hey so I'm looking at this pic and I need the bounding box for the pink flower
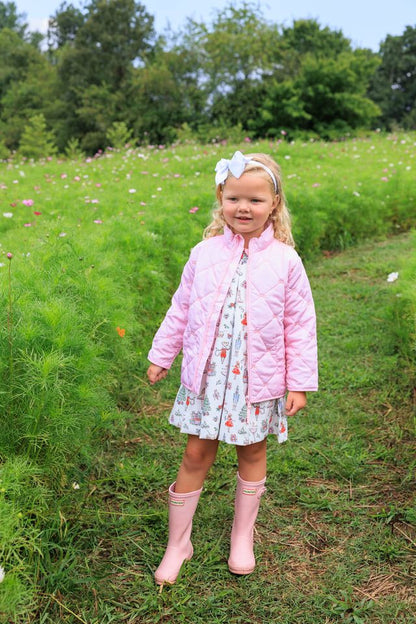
[24,223,32,227]
[381,177,389,182]
[189,206,199,214]
[22,199,34,206]
[312,183,321,188]
[7,252,13,260]
[61,173,67,179]
[93,219,103,224]
[34,211,42,216]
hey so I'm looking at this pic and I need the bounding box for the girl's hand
[285,391,307,416]
[147,364,168,385]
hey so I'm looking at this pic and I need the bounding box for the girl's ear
[272,193,280,210]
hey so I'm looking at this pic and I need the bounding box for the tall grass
[0,133,415,619]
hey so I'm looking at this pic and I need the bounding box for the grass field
[0,134,415,622]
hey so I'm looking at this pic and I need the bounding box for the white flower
[387,272,399,282]
[0,565,5,583]
[72,482,80,490]
[3,212,13,218]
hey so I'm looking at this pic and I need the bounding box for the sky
[14,0,416,51]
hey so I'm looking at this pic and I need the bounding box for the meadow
[0,134,415,622]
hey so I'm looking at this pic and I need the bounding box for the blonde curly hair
[204,152,294,247]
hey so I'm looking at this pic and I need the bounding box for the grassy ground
[32,233,415,624]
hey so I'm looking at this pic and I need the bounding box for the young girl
[147,150,318,585]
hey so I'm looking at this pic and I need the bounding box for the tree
[19,114,57,158]
[0,1,27,38]
[249,20,380,138]
[176,2,280,129]
[54,0,156,151]
[369,26,416,129]
[47,1,84,50]
[0,28,58,149]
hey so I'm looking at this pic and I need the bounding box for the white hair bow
[215,150,278,192]
[215,151,251,186]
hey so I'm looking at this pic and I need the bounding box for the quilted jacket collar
[223,223,275,251]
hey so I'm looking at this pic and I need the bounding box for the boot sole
[228,565,255,575]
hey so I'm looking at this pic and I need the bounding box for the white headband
[215,150,278,193]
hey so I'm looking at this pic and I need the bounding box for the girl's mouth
[236,216,252,221]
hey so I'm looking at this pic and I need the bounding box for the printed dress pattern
[170,251,288,446]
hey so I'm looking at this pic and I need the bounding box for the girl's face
[221,172,278,245]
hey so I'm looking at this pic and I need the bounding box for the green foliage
[1,1,414,150]
[18,114,57,159]
[106,121,133,148]
[387,231,416,376]
[64,136,85,160]
[370,26,416,130]
[0,135,415,623]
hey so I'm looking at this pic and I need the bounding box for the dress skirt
[169,251,288,446]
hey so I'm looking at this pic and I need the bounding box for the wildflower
[353,191,360,197]
[129,189,136,193]
[3,212,13,218]
[189,206,199,213]
[61,173,67,179]
[387,272,399,282]
[22,199,34,206]
[312,183,321,188]
[0,565,5,583]
[72,482,80,490]
[281,130,287,136]
[116,327,126,337]
[34,211,42,216]
[381,177,389,182]
[58,232,67,237]
[93,219,103,224]
[24,223,32,227]
[7,253,12,260]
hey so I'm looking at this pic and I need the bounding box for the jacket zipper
[245,243,253,424]
[192,240,243,392]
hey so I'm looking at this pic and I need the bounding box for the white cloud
[28,17,49,34]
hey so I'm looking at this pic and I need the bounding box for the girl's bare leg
[236,438,267,481]
[175,435,220,493]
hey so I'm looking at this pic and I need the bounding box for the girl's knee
[182,440,218,471]
[237,440,267,465]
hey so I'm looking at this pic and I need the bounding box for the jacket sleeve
[284,253,318,391]
[148,246,198,369]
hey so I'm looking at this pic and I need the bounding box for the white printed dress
[169,251,288,446]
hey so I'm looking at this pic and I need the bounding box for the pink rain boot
[228,472,266,575]
[154,482,202,585]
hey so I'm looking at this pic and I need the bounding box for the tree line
[0,0,415,157]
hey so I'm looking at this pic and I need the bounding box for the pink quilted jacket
[148,224,318,404]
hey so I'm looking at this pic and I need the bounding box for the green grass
[19,233,414,624]
[0,134,415,621]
